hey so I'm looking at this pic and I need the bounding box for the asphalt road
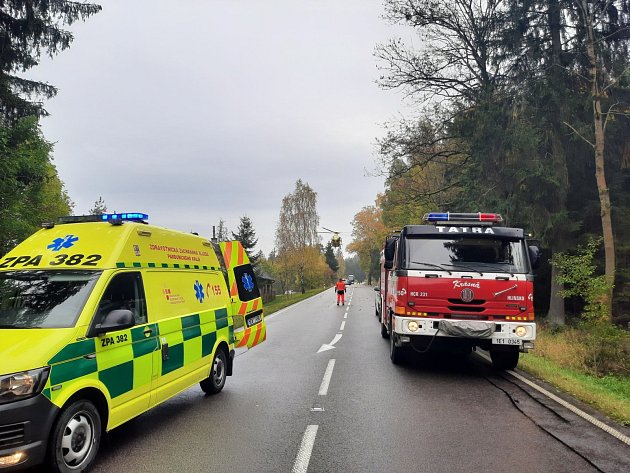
[85,284,629,473]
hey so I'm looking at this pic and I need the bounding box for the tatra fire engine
[376,213,540,369]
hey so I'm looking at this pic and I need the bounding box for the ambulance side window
[95,272,147,325]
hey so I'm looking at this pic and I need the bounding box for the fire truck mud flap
[438,320,495,338]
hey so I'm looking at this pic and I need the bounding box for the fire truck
[376,212,540,369]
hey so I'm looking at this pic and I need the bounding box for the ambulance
[0,212,266,472]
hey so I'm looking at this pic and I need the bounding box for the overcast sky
[32,0,411,256]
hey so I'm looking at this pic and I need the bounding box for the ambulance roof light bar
[57,212,149,225]
[423,212,503,225]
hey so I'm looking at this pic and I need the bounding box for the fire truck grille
[447,299,484,305]
[0,422,26,449]
[447,305,485,313]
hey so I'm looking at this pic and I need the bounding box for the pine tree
[324,242,339,274]
[89,197,107,215]
[0,1,102,122]
[232,216,263,271]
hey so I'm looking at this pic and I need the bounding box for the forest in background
[349,0,630,327]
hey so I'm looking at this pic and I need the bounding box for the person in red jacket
[335,278,346,305]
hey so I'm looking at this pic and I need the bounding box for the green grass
[520,352,630,425]
[263,287,328,315]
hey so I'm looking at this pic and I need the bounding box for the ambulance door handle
[161,342,169,361]
[84,354,96,360]
[143,327,153,337]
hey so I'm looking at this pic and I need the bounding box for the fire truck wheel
[381,321,389,339]
[389,324,404,364]
[489,346,519,370]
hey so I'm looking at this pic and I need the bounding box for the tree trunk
[548,256,566,325]
[584,7,615,321]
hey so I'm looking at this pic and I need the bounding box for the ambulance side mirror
[91,309,135,336]
[528,245,541,270]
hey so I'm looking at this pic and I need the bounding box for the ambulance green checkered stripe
[132,337,159,358]
[216,307,229,330]
[48,339,96,364]
[183,325,201,341]
[202,332,217,357]
[182,314,200,329]
[115,262,216,270]
[162,343,184,375]
[43,388,51,400]
[50,357,97,385]
[99,361,133,398]
[130,324,158,343]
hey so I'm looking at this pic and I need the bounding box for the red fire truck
[376,212,540,369]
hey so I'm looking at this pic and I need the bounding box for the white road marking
[340,321,345,331]
[343,313,347,319]
[292,425,318,473]
[317,333,342,353]
[318,358,336,395]
[477,352,630,446]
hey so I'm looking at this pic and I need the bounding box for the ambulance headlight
[515,326,528,337]
[407,321,419,332]
[0,367,50,404]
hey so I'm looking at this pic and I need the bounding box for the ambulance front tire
[200,346,227,395]
[48,399,101,473]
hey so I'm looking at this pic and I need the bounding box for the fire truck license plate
[492,338,522,345]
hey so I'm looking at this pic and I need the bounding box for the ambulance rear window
[0,270,101,329]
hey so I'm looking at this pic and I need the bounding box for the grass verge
[264,287,328,316]
[520,352,630,426]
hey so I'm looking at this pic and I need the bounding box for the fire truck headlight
[515,326,528,337]
[407,321,419,332]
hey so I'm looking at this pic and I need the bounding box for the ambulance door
[143,270,230,407]
[228,262,266,351]
[92,271,157,428]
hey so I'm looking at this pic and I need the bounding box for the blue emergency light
[423,212,503,223]
[54,212,149,226]
[101,213,149,222]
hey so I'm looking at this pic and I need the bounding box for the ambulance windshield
[404,236,528,274]
[0,270,101,329]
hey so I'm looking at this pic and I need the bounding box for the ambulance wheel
[200,347,227,394]
[490,346,519,370]
[48,399,101,473]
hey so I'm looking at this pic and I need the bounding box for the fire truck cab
[378,213,540,369]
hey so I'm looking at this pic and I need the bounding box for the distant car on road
[346,274,355,285]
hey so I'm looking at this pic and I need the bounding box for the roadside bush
[551,237,611,322]
[536,323,630,377]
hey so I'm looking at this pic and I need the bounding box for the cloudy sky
[32,0,411,256]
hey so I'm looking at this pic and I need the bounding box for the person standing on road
[335,278,346,305]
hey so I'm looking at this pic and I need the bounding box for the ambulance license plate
[492,338,522,345]
[246,313,262,327]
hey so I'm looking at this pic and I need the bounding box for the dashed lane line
[292,425,319,473]
[318,359,336,395]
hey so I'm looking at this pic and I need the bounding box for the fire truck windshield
[404,236,529,274]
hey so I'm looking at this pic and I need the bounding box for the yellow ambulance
[0,212,266,472]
